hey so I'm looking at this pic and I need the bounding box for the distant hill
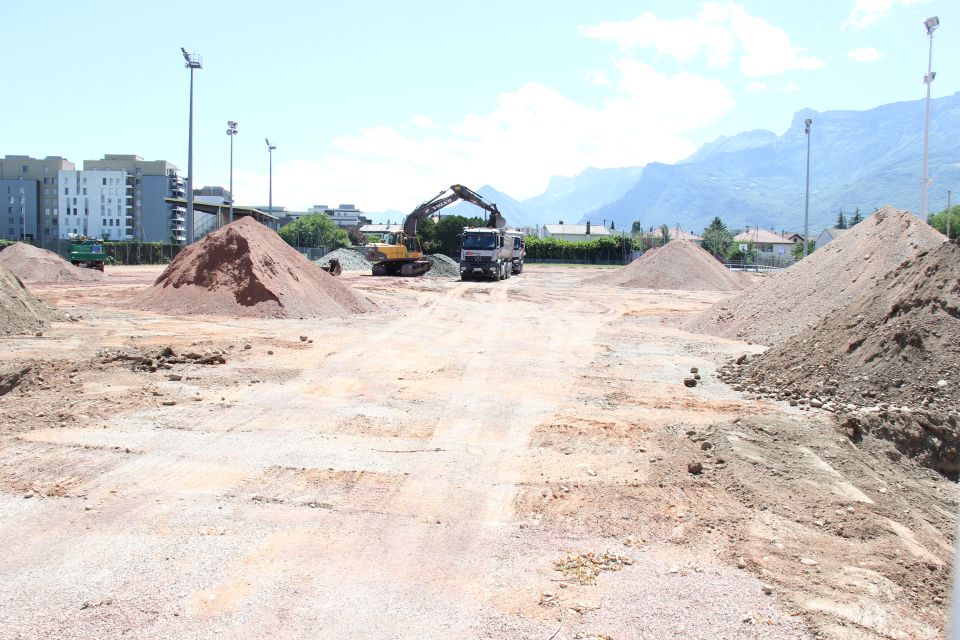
[584,91,960,233]
[521,166,644,226]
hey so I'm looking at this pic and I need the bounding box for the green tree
[659,224,671,245]
[929,205,960,240]
[835,209,848,229]
[278,213,350,249]
[701,216,733,257]
[791,239,816,260]
[434,215,484,255]
[416,216,438,252]
[630,220,643,234]
[610,221,616,230]
[849,207,863,226]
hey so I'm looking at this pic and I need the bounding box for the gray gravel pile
[316,248,372,271]
[424,254,460,278]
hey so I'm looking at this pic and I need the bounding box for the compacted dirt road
[0,265,954,639]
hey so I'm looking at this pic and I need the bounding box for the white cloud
[746,81,768,92]
[234,62,735,211]
[411,115,436,129]
[586,70,611,86]
[843,0,925,29]
[782,83,800,93]
[848,47,885,62]
[579,2,824,77]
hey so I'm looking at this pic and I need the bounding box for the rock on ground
[316,248,372,271]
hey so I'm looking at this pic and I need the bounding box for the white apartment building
[57,170,134,240]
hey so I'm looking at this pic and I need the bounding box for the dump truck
[459,226,514,280]
[69,239,106,272]
[505,229,525,275]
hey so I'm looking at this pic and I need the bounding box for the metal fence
[10,239,185,265]
[291,246,336,261]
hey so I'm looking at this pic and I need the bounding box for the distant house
[359,224,403,235]
[733,228,796,257]
[671,226,703,245]
[543,222,612,242]
[814,227,849,250]
[783,232,805,244]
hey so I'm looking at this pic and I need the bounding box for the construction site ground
[0,265,954,639]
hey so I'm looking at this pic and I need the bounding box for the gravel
[0,264,64,335]
[315,248,372,272]
[423,254,460,278]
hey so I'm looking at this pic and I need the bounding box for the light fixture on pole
[181,46,202,244]
[265,138,276,218]
[920,16,939,220]
[226,121,238,224]
[803,118,812,258]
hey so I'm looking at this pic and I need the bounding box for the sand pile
[718,241,960,475]
[424,254,460,278]
[588,240,748,291]
[684,207,945,345]
[316,248,371,271]
[131,217,374,319]
[0,265,64,334]
[0,242,106,284]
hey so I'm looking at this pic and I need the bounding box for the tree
[278,213,350,249]
[631,220,643,234]
[835,209,848,229]
[610,221,616,230]
[701,216,733,257]
[929,205,960,240]
[659,224,671,245]
[432,215,484,255]
[791,239,817,260]
[849,207,863,226]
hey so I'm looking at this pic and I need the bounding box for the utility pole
[948,190,952,239]
[226,121,238,224]
[181,47,202,245]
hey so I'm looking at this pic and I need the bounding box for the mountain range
[370,91,960,234]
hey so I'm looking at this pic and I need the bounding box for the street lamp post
[803,118,812,258]
[265,138,276,218]
[181,47,202,244]
[226,121,238,224]
[920,16,939,220]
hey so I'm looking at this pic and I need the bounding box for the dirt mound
[131,217,375,319]
[718,241,960,475]
[424,254,460,278]
[0,265,64,335]
[0,242,106,284]
[684,207,945,344]
[588,240,749,291]
[316,248,371,271]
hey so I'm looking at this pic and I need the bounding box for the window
[102,178,107,186]
[22,165,28,173]
[82,188,87,195]
[65,187,69,195]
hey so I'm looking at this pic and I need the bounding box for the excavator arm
[401,184,506,237]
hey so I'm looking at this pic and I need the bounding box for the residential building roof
[734,228,796,244]
[543,224,612,236]
[672,227,703,241]
[360,224,403,233]
[818,227,850,241]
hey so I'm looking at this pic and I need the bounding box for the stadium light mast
[226,121,238,224]
[181,47,202,244]
[920,16,939,220]
[803,118,812,258]
[265,138,276,218]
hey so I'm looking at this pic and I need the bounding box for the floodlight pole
[266,139,276,218]
[182,47,202,244]
[227,121,238,224]
[803,118,812,258]
[920,17,939,220]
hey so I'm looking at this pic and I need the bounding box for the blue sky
[2,0,956,214]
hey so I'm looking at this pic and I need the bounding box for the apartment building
[0,155,76,244]
[58,170,134,240]
[83,155,185,243]
[1,180,39,241]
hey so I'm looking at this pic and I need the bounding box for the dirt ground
[0,265,954,639]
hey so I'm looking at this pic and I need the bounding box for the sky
[2,0,957,217]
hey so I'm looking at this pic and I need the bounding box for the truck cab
[459,227,513,280]
[505,230,525,274]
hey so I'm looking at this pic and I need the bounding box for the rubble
[589,240,749,291]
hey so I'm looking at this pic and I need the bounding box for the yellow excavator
[362,184,505,276]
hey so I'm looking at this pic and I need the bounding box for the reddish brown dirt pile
[718,241,960,476]
[0,242,106,284]
[130,217,375,319]
[684,206,945,344]
[588,240,749,291]
[0,264,64,335]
